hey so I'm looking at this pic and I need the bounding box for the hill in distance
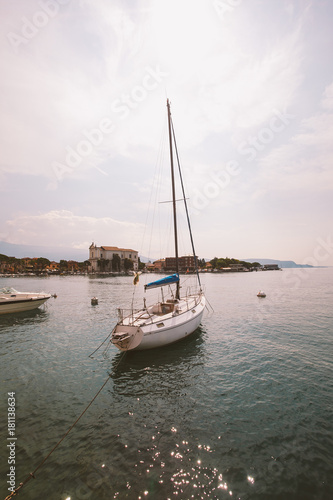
[0,241,153,264]
[0,241,88,262]
[243,258,313,268]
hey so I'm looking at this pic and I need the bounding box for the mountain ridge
[0,241,153,263]
[0,241,88,262]
[242,258,313,268]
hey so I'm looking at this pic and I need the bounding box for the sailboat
[111,100,206,351]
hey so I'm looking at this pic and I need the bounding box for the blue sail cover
[144,274,179,290]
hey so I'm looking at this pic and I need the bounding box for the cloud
[3,210,144,250]
[0,1,144,180]
[257,81,333,192]
[0,0,307,185]
[1,1,332,265]
[321,81,333,111]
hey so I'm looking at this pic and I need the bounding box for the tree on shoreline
[124,258,133,271]
[208,257,261,270]
[112,254,121,272]
[36,257,51,271]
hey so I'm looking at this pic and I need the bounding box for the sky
[1,0,333,265]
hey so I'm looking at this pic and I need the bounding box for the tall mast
[167,99,180,299]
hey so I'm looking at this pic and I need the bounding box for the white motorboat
[111,100,206,351]
[0,287,51,314]
[257,290,266,298]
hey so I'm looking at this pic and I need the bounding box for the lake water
[0,268,332,500]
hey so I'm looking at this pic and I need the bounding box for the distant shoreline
[1,267,329,280]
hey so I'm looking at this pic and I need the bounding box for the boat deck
[117,294,201,327]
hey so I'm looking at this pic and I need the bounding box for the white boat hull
[112,294,205,351]
[0,293,51,315]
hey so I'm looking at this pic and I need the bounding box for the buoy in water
[91,297,98,305]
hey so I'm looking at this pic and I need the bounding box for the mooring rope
[4,349,128,500]
[88,330,113,358]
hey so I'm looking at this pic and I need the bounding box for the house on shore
[145,262,155,272]
[46,261,59,274]
[228,263,248,272]
[88,243,138,272]
[153,259,165,271]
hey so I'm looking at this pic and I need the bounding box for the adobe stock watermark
[72,461,113,500]
[7,0,71,52]
[237,109,294,161]
[244,234,333,330]
[110,65,169,120]
[52,117,114,182]
[282,235,333,289]
[191,160,241,214]
[191,108,294,214]
[52,65,168,182]
[213,0,243,20]
[235,437,300,499]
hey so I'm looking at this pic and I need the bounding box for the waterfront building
[228,263,247,272]
[88,243,138,272]
[165,255,197,272]
[263,264,280,270]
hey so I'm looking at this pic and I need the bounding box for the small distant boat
[257,290,266,298]
[0,287,51,314]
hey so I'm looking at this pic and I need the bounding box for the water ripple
[0,271,332,499]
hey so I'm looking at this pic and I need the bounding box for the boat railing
[185,285,204,299]
[117,284,204,322]
[117,308,135,324]
[117,307,154,325]
[181,285,204,310]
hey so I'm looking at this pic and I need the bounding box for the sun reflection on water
[122,426,234,499]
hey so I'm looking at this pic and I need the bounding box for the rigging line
[170,118,202,289]
[205,295,215,313]
[145,121,167,281]
[138,119,167,269]
[159,198,189,204]
[157,123,170,267]
[88,330,113,358]
[3,350,128,500]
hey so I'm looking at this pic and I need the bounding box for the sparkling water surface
[0,268,332,500]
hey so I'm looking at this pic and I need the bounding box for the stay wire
[138,120,167,271]
[170,112,214,314]
[3,349,128,500]
[170,117,202,289]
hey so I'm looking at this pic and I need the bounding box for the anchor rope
[88,330,113,358]
[3,349,128,500]
[205,295,215,313]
